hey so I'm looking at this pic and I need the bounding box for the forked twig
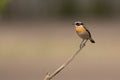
[43,42,85,80]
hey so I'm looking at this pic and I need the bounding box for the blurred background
[0,0,120,80]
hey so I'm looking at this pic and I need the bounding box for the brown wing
[83,26,91,38]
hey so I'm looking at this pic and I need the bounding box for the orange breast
[75,26,86,32]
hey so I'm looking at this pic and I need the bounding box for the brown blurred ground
[0,19,120,80]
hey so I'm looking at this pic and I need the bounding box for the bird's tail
[89,38,95,43]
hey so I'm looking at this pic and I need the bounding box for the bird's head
[74,21,84,26]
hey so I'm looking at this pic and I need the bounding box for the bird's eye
[76,23,80,26]
[81,23,84,25]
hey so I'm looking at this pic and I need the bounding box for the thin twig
[43,42,85,80]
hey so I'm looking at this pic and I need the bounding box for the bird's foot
[80,43,85,49]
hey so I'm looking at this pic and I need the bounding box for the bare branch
[43,42,85,80]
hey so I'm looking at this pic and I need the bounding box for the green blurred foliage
[0,0,9,14]
[0,0,116,18]
[60,0,77,17]
[59,0,113,17]
[91,0,113,17]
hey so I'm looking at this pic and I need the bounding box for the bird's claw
[80,43,85,49]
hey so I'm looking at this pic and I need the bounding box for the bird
[74,21,95,48]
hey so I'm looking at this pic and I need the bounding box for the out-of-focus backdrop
[0,0,120,80]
